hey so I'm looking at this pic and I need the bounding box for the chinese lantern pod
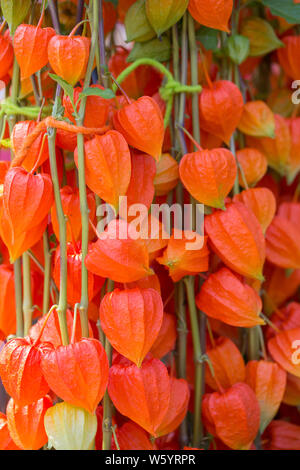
[85,219,153,283]
[278,201,300,225]
[206,337,246,391]
[51,186,96,243]
[99,287,163,367]
[113,96,164,161]
[108,357,171,436]
[179,148,237,209]
[74,130,131,211]
[14,24,55,79]
[205,201,266,281]
[245,360,287,433]
[268,328,300,378]
[267,302,300,340]
[238,101,275,138]
[262,421,300,450]
[157,231,209,282]
[154,153,179,196]
[198,80,244,145]
[0,208,48,263]
[12,121,49,173]
[6,396,52,450]
[120,152,156,221]
[2,167,53,240]
[41,338,109,414]
[0,36,13,79]
[115,421,155,450]
[188,0,233,33]
[283,373,300,406]
[247,114,291,176]
[202,383,260,450]
[233,188,276,234]
[44,402,97,450]
[263,266,300,315]
[29,308,94,348]
[150,312,177,359]
[47,35,90,86]
[53,242,104,307]
[145,0,188,36]
[236,148,267,188]
[0,264,17,336]
[0,337,49,407]
[63,85,110,129]
[155,377,190,437]
[266,216,300,269]
[277,36,300,81]
[196,267,264,328]
[0,412,20,450]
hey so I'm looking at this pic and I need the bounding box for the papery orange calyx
[41,338,109,414]
[85,219,153,283]
[113,96,165,161]
[196,267,264,327]
[99,287,163,367]
[47,34,90,86]
[74,130,131,211]
[14,24,55,79]
[6,396,52,450]
[198,80,244,145]
[188,0,233,33]
[202,382,260,450]
[179,147,237,209]
[205,201,266,281]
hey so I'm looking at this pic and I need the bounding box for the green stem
[188,13,200,147]
[184,276,203,448]
[42,230,51,315]
[102,279,114,450]
[248,326,260,361]
[22,252,34,336]
[112,56,201,128]
[47,102,69,345]
[75,1,98,338]
[14,259,23,337]
[175,280,189,447]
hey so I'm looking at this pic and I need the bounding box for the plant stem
[48,0,61,34]
[47,88,69,345]
[98,0,108,88]
[248,326,260,361]
[102,279,114,450]
[184,276,203,448]
[42,230,51,315]
[188,13,200,147]
[175,280,189,446]
[75,0,98,338]
[22,252,34,336]
[14,259,23,337]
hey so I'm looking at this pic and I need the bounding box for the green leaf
[227,35,250,65]
[79,87,115,100]
[1,0,31,34]
[196,26,219,51]
[127,36,171,62]
[104,0,118,6]
[49,74,74,101]
[125,0,156,42]
[261,0,300,24]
